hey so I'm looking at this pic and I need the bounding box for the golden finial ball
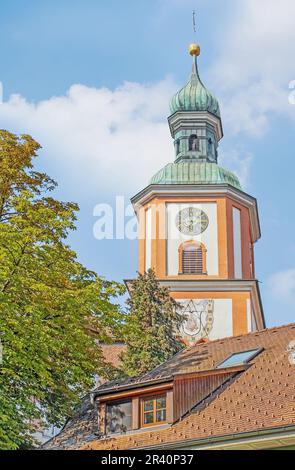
[189,43,200,56]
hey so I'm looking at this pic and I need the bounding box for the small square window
[216,348,262,369]
[141,395,167,427]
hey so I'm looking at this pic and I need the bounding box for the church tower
[130,44,265,345]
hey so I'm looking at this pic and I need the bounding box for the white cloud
[1,0,294,197]
[0,79,177,196]
[212,0,295,136]
[0,75,254,197]
[267,269,295,303]
[219,149,253,189]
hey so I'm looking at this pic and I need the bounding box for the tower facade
[131,44,265,345]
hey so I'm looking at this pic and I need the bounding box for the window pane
[143,399,153,412]
[217,349,261,368]
[156,396,166,409]
[144,412,154,424]
[156,409,166,422]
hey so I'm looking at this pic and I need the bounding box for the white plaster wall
[247,299,258,332]
[145,208,152,271]
[166,202,218,276]
[247,298,251,332]
[210,299,233,340]
[233,207,242,279]
[177,298,233,341]
[251,310,257,331]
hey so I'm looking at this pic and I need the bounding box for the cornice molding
[168,110,223,141]
[124,278,265,331]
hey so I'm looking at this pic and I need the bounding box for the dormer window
[188,134,199,151]
[216,348,262,369]
[141,395,167,427]
[99,390,172,436]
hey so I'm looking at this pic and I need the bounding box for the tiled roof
[42,394,98,450]
[45,323,295,450]
[94,348,184,395]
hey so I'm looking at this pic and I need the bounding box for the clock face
[176,207,209,236]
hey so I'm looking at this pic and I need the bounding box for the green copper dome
[169,56,220,118]
[150,162,241,189]
[146,46,241,192]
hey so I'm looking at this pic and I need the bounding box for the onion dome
[169,43,221,118]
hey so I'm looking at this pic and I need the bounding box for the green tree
[0,130,124,449]
[121,269,183,377]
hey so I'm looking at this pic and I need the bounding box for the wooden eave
[96,381,173,403]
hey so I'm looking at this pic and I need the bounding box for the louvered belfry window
[182,243,203,274]
[188,134,199,151]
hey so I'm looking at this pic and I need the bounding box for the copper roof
[44,323,295,450]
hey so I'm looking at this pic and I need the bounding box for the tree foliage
[0,130,124,449]
[121,269,183,377]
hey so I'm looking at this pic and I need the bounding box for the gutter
[138,425,295,450]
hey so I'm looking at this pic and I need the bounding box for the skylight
[216,348,262,369]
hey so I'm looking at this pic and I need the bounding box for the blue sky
[1,0,295,327]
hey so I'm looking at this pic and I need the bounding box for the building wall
[171,291,251,339]
[233,207,242,278]
[166,202,218,276]
[145,207,152,271]
[176,297,232,341]
[138,195,253,282]
[136,193,258,342]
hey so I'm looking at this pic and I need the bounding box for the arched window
[178,241,207,275]
[208,137,213,155]
[176,139,180,155]
[188,134,199,151]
